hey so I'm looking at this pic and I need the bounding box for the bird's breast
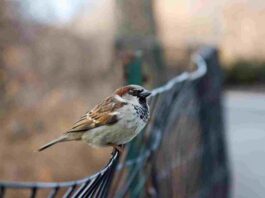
[117,104,149,134]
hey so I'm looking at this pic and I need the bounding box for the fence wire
[109,47,229,198]
[0,47,230,198]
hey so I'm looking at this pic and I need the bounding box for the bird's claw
[110,144,124,155]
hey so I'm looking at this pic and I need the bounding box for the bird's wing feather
[66,96,127,133]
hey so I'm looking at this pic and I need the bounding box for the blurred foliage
[224,60,265,85]
[0,0,119,185]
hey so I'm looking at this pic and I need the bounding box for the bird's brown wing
[66,96,127,133]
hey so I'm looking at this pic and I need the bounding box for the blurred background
[0,0,264,197]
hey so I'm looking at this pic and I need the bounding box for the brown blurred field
[0,0,120,184]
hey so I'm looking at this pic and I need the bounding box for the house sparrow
[38,85,151,152]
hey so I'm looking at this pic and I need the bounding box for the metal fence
[0,47,230,198]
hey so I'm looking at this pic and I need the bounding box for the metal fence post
[122,51,145,198]
[124,51,143,85]
[195,47,230,198]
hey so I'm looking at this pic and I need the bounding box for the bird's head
[114,85,151,105]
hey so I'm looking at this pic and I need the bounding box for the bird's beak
[140,90,151,98]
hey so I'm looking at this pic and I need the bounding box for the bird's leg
[114,144,124,153]
[109,143,124,154]
[119,144,125,152]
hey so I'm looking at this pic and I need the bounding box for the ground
[225,90,265,198]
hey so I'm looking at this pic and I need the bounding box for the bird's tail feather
[38,135,68,152]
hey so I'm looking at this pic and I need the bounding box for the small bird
[38,85,151,152]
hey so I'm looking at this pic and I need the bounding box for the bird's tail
[38,135,68,152]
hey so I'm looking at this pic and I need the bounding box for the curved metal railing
[0,51,207,198]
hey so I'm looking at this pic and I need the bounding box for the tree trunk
[115,0,166,86]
